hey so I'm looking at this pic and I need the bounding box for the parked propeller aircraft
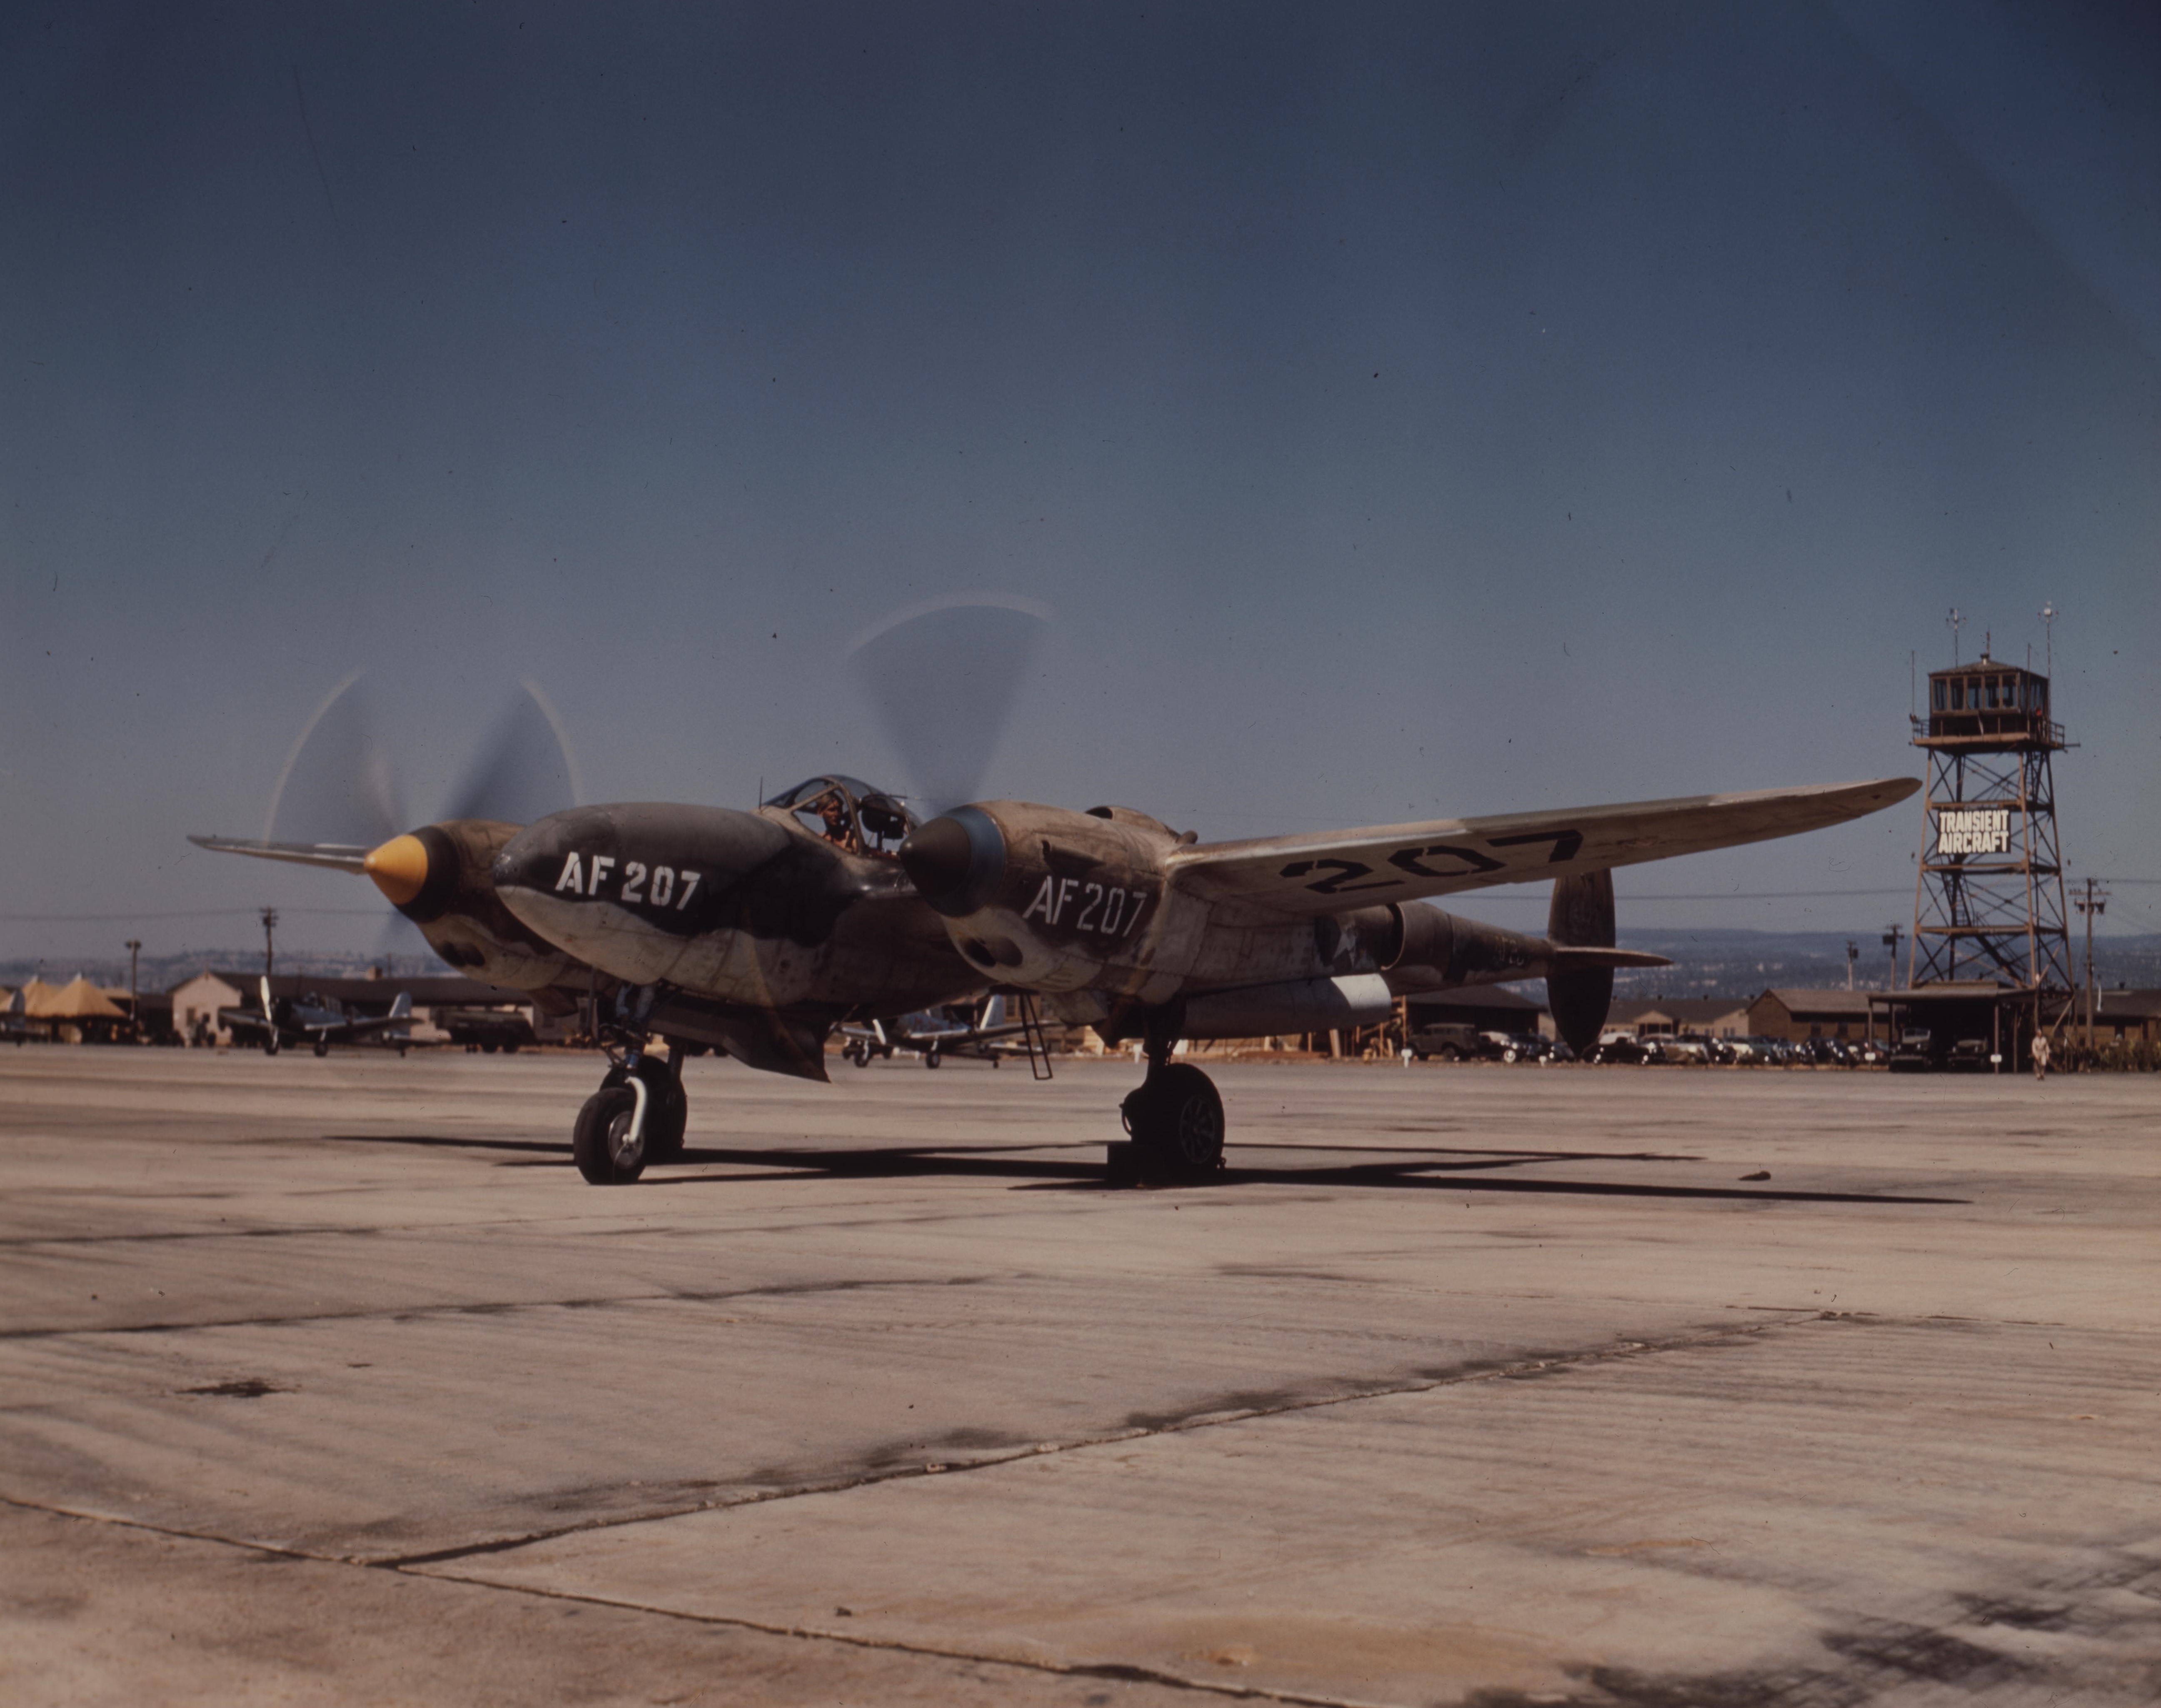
[220,976,416,1057]
[190,626,1916,1189]
[838,994,1040,1069]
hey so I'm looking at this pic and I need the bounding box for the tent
[25,976,126,1021]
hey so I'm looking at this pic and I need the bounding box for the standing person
[2030,1029,2051,1081]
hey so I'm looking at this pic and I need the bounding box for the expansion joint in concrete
[0,1492,1379,1708]
[374,1310,1849,1570]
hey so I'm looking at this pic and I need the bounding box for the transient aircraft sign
[1936,807,2013,855]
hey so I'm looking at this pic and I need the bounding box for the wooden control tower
[1908,648,2073,1004]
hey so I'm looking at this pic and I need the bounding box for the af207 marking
[1020,874,1152,939]
[554,851,703,911]
[1279,827,1583,896]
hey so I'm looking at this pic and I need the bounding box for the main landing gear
[573,988,690,1185]
[1115,1017,1224,1183]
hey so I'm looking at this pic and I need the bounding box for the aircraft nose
[898,807,1007,917]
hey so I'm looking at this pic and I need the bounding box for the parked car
[1480,1030,1550,1064]
[1888,1027,1937,1073]
[1945,1037,1996,1073]
[1587,1033,1649,1064]
[1407,1020,1485,1061]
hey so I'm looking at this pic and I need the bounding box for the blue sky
[5,1,2156,961]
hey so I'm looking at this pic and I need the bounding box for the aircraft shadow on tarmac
[322,1134,1963,1204]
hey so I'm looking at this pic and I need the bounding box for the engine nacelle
[899,802,1186,993]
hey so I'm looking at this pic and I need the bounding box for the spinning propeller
[192,674,587,985]
[846,593,1049,814]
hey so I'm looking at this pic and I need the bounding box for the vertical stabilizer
[1547,870,1616,1054]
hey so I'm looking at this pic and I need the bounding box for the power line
[1462,887,1916,901]
[0,907,386,923]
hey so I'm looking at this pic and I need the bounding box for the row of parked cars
[1407,1019,1888,1066]
[1406,1023,1565,1063]
[1587,1034,1888,1066]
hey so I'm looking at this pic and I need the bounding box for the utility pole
[1882,923,1904,988]
[260,908,278,980]
[2072,880,2108,1049]
[1845,939,1858,991]
[123,939,142,1041]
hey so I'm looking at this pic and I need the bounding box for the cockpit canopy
[763,776,917,855]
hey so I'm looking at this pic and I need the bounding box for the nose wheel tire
[599,1057,689,1167]
[1120,1063,1225,1178]
[573,1086,646,1184]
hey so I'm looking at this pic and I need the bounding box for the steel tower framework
[1908,654,2073,1007]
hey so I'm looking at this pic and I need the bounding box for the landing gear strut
[1116,1014,1224,1181]
[572,985,689,1185]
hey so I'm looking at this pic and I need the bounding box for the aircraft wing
[217,1006,275,1037]
[188,835,372,874]
[323,994,414,1036]
[1165,778,1918,917]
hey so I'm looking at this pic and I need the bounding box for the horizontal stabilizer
[1550,946,1671,971]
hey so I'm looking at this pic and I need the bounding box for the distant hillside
[9,932,2157,1004]
[1607,929,2161,999]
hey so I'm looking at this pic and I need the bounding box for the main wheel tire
[924,1048,941,1069]
[1120,1064,1225,1178]
[601,1058,688,1166]
[264,1037,279,1056]
[313,1038,329,1058]
[572,1086,646,1184]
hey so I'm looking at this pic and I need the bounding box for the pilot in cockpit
[771,777,912,858]
[804,788,860,853]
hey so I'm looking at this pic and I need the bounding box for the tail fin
[1546,871,1616,1055]
[388,991,412,1021]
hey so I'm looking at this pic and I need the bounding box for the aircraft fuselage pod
[491,799,980,1022]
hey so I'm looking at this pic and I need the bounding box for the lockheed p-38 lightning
[202,767,1917,1184]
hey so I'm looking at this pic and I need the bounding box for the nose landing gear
[572,986,691,1185]
[573,1050,688,1184]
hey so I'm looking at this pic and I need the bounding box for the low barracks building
[1607,997,1752,1039]
[1748,988,1877,1042]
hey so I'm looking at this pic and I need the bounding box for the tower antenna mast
[2039,601,2058,679]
